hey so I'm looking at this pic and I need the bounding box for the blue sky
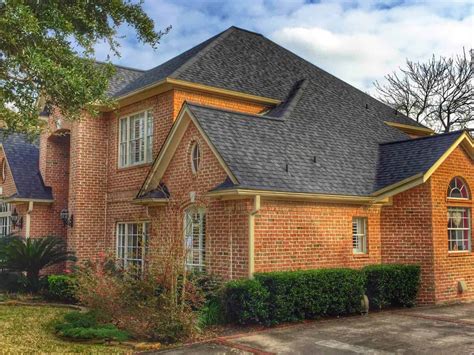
[95,0,474,92]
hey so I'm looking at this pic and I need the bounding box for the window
[116,222,149,270]
[448,208,471,251]
[184,208,206,270]
[447,177,469,199]
[1,158,6,183]
[0,202,11,237]
[119,111,153,167]
[352,217,367,254]
[191,142,201,173]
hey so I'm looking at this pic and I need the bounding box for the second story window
[119,110,153,168]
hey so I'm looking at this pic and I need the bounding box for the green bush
[255,268,365,324]
[45,275,77,303]
[198,298,226,328]
[0,271,22,292]
[223,279,269,324]
[54,311,129,342]
[363,264,421,309]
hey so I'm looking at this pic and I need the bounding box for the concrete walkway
[156,302,474,355]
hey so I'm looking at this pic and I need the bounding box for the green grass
[0,305,131,353]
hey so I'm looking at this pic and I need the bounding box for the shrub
[74,256,201,343]
[255,268,365,324]
[45,275,77,303]
[223,279,269,325]
[54,311,129,341]
[198,298,226,328]
[0,271,22,292]
[363,264,421,309]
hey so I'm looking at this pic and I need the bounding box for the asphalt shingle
[0,132,52,200]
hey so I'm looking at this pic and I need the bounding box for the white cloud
[97,0,474,92]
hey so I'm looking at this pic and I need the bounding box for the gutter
[248,195,261,278]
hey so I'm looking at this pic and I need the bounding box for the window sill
[447,251,472,257]
[352,252,369,258]
[117,163,153,172]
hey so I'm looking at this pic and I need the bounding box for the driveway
[156,302,474,355]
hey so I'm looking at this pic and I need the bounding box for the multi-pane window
[0,202,11,237]
[116,222,149,270]
[448,208,471,252]
[352,217,367,254]
[119,111,154,167]
[184,208,206,270]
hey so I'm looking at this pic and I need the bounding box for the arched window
[447,177,471,252]
[184,207,206,270]
[447,177,470,199]
[190,142,201,174]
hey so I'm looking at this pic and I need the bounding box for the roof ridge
[94,60,145,73]
[380,130,465,146]
[186,101,288,122]
[169,27,235,78]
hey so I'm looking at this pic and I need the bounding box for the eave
[384,121,434,136]
[100,77,281,111]
[131,198,169,206]
[206,188,391,205]
[5,197,54,205]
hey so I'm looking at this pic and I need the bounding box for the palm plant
[0,236,76,292]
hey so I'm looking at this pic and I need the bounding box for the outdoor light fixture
[10,208,23,230]
[60,209,73,228]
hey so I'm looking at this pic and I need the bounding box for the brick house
[0,27,472,304]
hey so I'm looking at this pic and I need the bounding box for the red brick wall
[67,116,108,260]
[153,121,251,279]
[430,146,473,303]
[380,182,436,304]
[254,201,382,272]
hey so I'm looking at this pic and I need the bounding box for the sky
[95,0,474,93]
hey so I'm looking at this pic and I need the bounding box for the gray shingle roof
[375,131,464,191]
[105,64,145,97]
[0,132,52,200]
[108,27,425,129]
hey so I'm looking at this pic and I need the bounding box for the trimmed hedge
[363,264,420,309]
[224,268,365,325]
[223,279,269,324]
[255,269,365,324]
[45,275,77,303]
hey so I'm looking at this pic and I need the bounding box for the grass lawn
[0,304,131,354]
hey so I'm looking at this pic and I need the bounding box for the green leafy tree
[0,236,76,292]
[0,0,170,134]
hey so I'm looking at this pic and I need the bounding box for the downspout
[25,201,33,239]
[248,195,261,278]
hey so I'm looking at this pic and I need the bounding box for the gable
[137,106,235,200]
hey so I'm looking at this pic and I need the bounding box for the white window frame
[352,217,367,254]
[190,142,201,174]
[118,110,154,168]
[116,222,149,270]
[0,202,11,237]
[447,207,471,252]
[184,207,206,271]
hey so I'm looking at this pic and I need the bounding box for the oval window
[1,159,6,183]
[191,142,201,174]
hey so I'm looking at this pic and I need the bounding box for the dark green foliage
[54,311,129,342]
[0,271,22,292]
[189,271,224,303]
[198,298,226,328]
[0,236,76,292]
[45,275,77,303]
[254,269,365,324]
[223,279,269,325]
[0,1,170,134]
[363,264,421,309]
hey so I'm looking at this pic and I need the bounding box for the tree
[0,236,76,292]
[0,1,170,134]
[375,49,474,133]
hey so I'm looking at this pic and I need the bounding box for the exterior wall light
[10,208,23,230]
[60,209,73,228]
